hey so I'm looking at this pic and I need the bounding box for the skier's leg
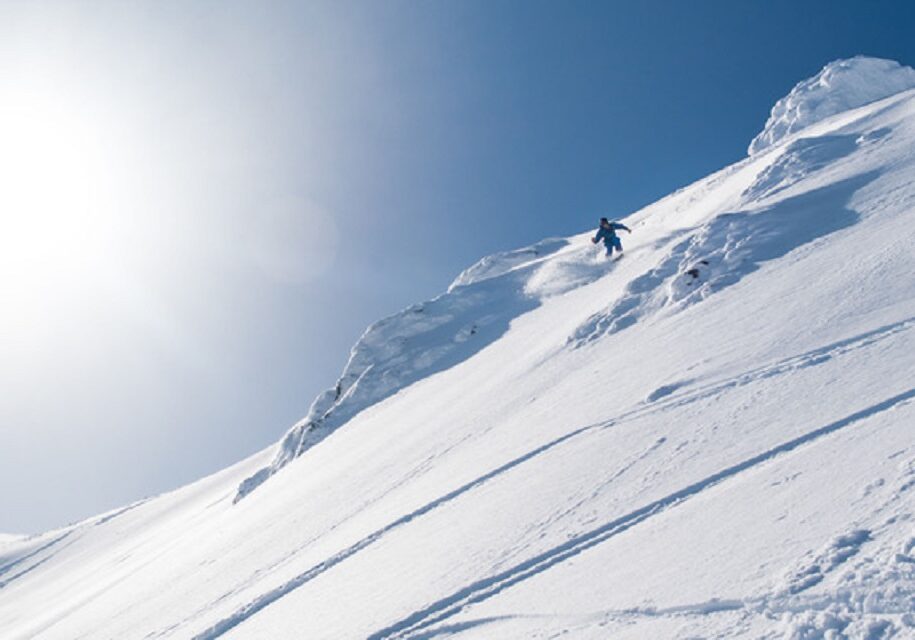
[613,236,623,253]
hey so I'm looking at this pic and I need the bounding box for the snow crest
[236,241,566,501]
[6,57,915,640]
[748,56,915,155]
[448,238,567,290]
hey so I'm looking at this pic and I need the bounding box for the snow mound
[571,170,872,346]
[236,252,551,500]
[238,236,595,501]
[449,238,567,290]
[0,533,25,545]
[748,56,915,155]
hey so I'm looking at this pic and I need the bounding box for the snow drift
[748,56,915,155]
[235,238,571,501]
[2,56,915,640]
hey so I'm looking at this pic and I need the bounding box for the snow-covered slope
[3,57,915,640]
[235,237,572,501]
[749,56,915,155]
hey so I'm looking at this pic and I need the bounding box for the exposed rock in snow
[748,56,915,155]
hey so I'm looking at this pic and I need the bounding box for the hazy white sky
[0,1,387,531]
[2,0,515,532]
[4,0,915,533]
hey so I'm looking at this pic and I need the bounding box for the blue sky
[3,0,915,533]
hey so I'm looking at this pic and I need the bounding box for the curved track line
[183,319,912,639]
[369,388,915,639]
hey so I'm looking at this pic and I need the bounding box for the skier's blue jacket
[593,222,630,245]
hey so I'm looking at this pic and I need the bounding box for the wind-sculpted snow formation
[748,56,915,155]
[570,167,876,345]
[236,238,575,500]
[3,57,915,639]
[240,56,915,503]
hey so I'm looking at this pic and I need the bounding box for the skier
[592,217,631,257]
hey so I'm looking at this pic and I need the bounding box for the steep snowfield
[2,57,915,639]
[236,236,571,501]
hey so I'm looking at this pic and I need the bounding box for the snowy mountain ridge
[748,56,915,155]
[2,56,915,639]
[235,237,580,501]
[238,57,915,505]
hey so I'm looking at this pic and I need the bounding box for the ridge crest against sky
[748,56,915,155]
[3,42,915,635]
[232,55,913,503]
[6,1,915,535]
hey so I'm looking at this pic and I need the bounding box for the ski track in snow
[8,315,909,638]
[181,319,915,639]
[368,389,915,640]
[0,531,76,590]
[7,58,915,640]
[147,432,482,640]
[190,423,608,640]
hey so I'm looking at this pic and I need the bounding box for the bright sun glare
[0,90,122,312]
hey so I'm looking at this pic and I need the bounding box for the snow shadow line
[642,316,915,415]
[368,387,915,640]
[406,616,514,640]
[93,499,150,527]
